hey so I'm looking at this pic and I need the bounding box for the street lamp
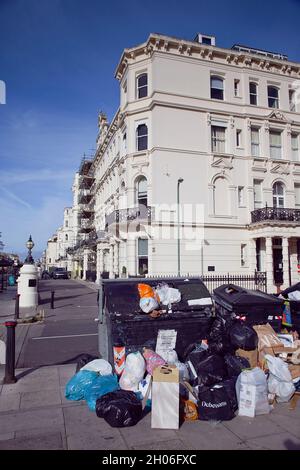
[25,235,35,264]
[177,178,184,276]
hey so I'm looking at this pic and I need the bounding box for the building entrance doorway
[273,238,283,285]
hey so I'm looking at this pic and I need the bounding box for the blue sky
[0,0,300,259]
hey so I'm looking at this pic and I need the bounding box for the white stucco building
[60,32,300,291]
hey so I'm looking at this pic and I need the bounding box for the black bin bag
[229,321,258,351]
[208,317,235,354]
[96,390,142,427]
[224,354,250,378]
[187,350,227,387]
[219,377,238,412]
[198,384,235,421]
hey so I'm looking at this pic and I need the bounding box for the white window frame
[253,179,263,209]
[136,72,148,99]
[289,89,296,112]
[234,79,240,97]
[272,182,285,208]
[137,238,148,275]
[136,122,148,152]
[238,186,245,207]
[251,127,260,157]
[292,133,299,161]
[211,125,226,153]
[295,183,300,208]
[241,244,247,267]
[210,76,224,101]
[236,129,242,148]
[249,81,258,105]
[268,85,280,109]
[269,130,282,159]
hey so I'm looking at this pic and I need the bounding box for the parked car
[51,268,69,279]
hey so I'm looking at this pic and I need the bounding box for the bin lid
[102,277,212,319]
[280,282,300,298]
[213,284,284,308]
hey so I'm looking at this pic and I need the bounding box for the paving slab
[120,413,178,448]
[63,404,115,435]
[0,431,64,450]
[60,386,85,407]
[0,407,64,434]
[0,393,21,412]
[1,367,59,394]
[245,432,300,450]
[132,438,191,451]
[175,420,250,450]
[20,389,62,410]
[223,413,285,440]
[0,432,15,441]
[67,429,128,450]
[266,412,300,439]
[58,363,77,387]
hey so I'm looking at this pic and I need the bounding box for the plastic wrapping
[80,358,112,375]
[142,348,166,375]
[65,370,98,401]
[139,297,159,313]
[84,374,119,411]
[155,284,181,306]
[75,354,99,373]
[236,367,270,417]
[229,321,258,351]
[96,390,143,427]
[265,354,295,403]
[119,352,146,391]
[187,350,227,387]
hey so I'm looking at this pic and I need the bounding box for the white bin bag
[265,354,295,403]
[236,367,270,417]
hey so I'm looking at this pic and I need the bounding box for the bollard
[14,294,20,320]
[51,291,55,309]
[3,321,17,384]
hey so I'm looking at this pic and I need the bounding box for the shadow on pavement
[284,439,300,450]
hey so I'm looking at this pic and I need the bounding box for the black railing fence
[251,207,300,224]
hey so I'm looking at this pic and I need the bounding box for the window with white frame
[294,183,300,208]
[136,124,148,151]
[238,186,245,207]
[270,130,282,159]
[210,76,224,100]
[122,130,127,153]
[236,129,242,147]
[234,79,240,97]
[136,176,147,207]
[253,179,263,209]
[273,181,285,208]
[211,126,226,153]
[249,82,258,105]
[268,86,279,108]
[137,73,148,99]
[289,89,296,112]
[292,133,299,161]
[251,127,260,156]
[138,238,148,275]
[241,244,247,266]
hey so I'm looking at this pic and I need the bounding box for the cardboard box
[259,346,298,365]
[151,365,179,430]
[288,364,300,380]
[236,348,258,368]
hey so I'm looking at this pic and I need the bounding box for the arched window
[268,86,279,108]
[65,220,68,228]
[65,234,68,241]
[136,124,148,151]
[136,176,147,207]
[273,182,285,208]
[249,82,258,105]
[211,76,224,100]
[137,73,148,99]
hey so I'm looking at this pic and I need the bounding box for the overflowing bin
[213,284,284,331]
[98,277,214,365]
[280,283,300,333]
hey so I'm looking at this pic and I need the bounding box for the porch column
[82,248,89,280]
[265,237,274,293]
[248,238,257,273]
[290,238,299,285]
[127,239,136,277]
[109,243,114,279]
[113,242,119,277]
[282,237,290,289]
[96,246,104,283]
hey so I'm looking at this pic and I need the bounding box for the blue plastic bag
[84,374,120,411]
[65,370,98,401]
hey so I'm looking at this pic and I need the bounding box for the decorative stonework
[211,155,233,170]
[270,161,290,175]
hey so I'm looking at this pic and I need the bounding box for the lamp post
[25,235,34,264]
[177,178,184,276]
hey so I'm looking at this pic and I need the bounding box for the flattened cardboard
[153,365,179,383]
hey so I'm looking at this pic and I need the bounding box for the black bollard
[3,321,17,384]
[14,294,20,320]
[51,291,55,309]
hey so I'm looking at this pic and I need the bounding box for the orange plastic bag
[138,283,155,299]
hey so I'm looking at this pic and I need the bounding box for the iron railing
[251,207,300,224]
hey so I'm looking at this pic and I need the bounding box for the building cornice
[115,33,300,82]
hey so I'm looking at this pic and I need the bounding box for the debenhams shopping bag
[151,365,179,429]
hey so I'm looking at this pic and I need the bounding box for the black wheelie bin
[97,277,213,365]
[279,282,300,333]
[213,284,285,331]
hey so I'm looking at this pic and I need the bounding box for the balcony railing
[251,206,300,224]
[105,206,153,228]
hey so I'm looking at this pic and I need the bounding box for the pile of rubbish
[65,279,300,428]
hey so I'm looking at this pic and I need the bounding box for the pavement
[0,279,300,450]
